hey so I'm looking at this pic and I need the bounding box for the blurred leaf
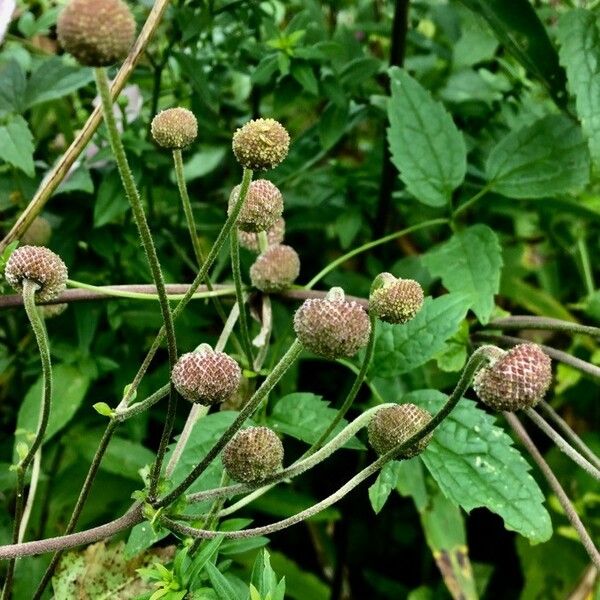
[318,101,349,150]
[387,67,466,207]
[486,115,590,198]
[291,62,319,95]
[178,147,226,182]
[94,171,129,227]
[0,60,26,113]
[0,115,35,176]
[269,552,329,600]
[125,523,168,560]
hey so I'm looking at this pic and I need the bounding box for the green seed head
[232,118,290,170]
[368,404,433,458]
[369,272,424,324]
[151,108,198,150]
[229,179,284,233]
[250,244,300,293]
[57,0,136,67]
[222,426,284,483]
[238,217,286,253]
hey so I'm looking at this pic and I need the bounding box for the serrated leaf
[423,225,502,324]
[372,294,470,378]
[268,393,365,450]
[409,390,552,543]
[368,460,404,514]
[387,67,466,207]
[558,10,600,168]
[0,115,35,176]
[486,115,590,198]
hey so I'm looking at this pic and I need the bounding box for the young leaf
[387,67,466,207]
[486,115,590,198]
[0,115,35,176]
[205,562,241,600]
[368,460,404,514]
[423,225,502,324]
[251,550,286,600]
[372,294,470,378]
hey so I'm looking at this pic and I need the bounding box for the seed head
[368,404,433,458]
[171,345,241,406]
[238,217,286,253]
[293,287,371,359]
[232,118,290,170]
[473,343,552,411]
[151,108,198,150]
[57,0,136,67]
[229,179,284,233]
[369,272,424,324]
[21,217,52,247]
[222,426,284,483]
[5,246,68,302]
[250,245,300,293]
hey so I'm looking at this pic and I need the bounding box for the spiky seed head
[473,343,552,411]
[293,287,371,359]
[222,426,284,483]
[5,246,68,302]
[40,303,68,319]
[21,217,52,246]
[250,245,300,293]
[369,272,424,324]
[151,108,198,150]
[238,217,286,253]
[232,118,290,170]
[171,345,241,406]
[57,0,136,67]
[228,179,284,233]
[368,404,433,458]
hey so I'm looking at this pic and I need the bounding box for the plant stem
[453,184,492,218]
[230,230,254,367]
[18,450,41,543]
[305,219,448,289]
[4,281,53,600]
[307,314,377,454]
[524,408,600,480]
[155,339,302,509]
[114,384,170,422]
[505,412,600,569]
[577,236,595,296]
[487,316,600,338]
[337,359,385,403]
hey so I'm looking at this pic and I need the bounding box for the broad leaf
[423,225,502,324]
[0,60,26,114]
[486,115,590,198]
[372,294,470,378]
[0,115,35,176]
[387,67,466,207]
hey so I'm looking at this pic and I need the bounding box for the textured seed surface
[57,0,135,67]
[229,179,284,233]
[222,427,284,483]
[294,294,371,359]
[473,343,552,411]
[21,217,52,246]
[232,118,290,170]
[370,273,424,324]
[250,244,300,292]
[368,404,433,457]
[5,246,68,302]
[238,217,285,252]
[171,349,241,405]
[151,108,198,149]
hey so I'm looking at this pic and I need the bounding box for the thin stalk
[538,401,600,471]
[577,236,595,296]
[337,359,385,403]
[155,340,303,509]
[307,314,377,454]
[4,281,53,600]
[304,219,448,289]
[505,413,600,569]
[524,408,600,480]
[114,384,170,422]
[18,450,41,544]
[487,316,600,338]
[453,184,492,218]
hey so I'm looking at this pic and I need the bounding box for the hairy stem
[488,316,600,338]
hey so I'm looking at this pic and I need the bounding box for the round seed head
[21,217,52,247]
[293,287,371,359]
[57,0,136,67]
[171,345,241,406]
[368,404,433,458]
[369,272,424,324]
[222,426,284,483]
[151,108,198,150]
[5,246,68,302]
[473,343,552,411]
[232,118,290,170]
[250,244,300,293]
[229,179,284,233]
[238,217,286,253]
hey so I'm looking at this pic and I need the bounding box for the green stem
[3,281,53,600]
[337,359,385,403]
[453,184,491,218]
[304,219,448,289]
[230,229,254,367]
[487,316,600,338]
[114,384,171,422]
[577,236,595,296]
[155,339,302,509]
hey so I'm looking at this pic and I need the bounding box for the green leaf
[486,115,590,198]
[423,225,502,324]
[17,364,90,446]
[0,61,26,114]
[205,562,240,600]
[93,402,115,417]
[408,390,552,543]
[268,552,329,600]
[387,67,466,207]
[93,170,129,227]
[291,62,319,95]
[0,115,35,176]
[174,147,226,182]
[368,460,404,514]
[318,101,349,150]
[558,9,600,168]
[372,294,470,378]
[268,393,365,450]
[251,550,286,600]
